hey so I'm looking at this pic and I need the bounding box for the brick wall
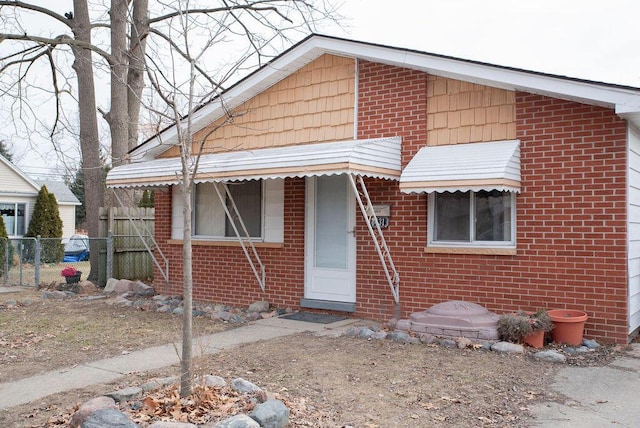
[153,61,630,344]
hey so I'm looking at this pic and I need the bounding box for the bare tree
[1,0,340,396]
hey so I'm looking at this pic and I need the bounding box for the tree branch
[0,0,72,28]
[0,33,114,65]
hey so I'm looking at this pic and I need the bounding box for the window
[429,190,515,247]
[194,181,262,238]
[0,203,26,236]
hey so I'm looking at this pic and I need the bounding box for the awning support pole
[348,174,400,304]
[111,190,170,284]
[212,182,266,292]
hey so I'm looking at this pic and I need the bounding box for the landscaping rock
[103,278,119,293]
[248,301,269,313]
[41,290,68,299]
[81,408,136,427]
[203,375,227,388]
[387,331,412,343]
[107,279,136,295]
[534,350,567,363]
[133,281,155,296]
[490,342,524,354]
[211,414,260,428]
[438,338,458,348]
[105,386,143,403]
[69,396,117,428]
[231,378,262,394]
[583,339,600,349]
[250,399,289,428]
[76,281,98,295]
[148,422,197,428]
[455,337,473,349]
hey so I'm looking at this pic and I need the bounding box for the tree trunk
[71,0,103,282]
[108,0,129,168]
[127,0,149,152]
[180,141,193,398]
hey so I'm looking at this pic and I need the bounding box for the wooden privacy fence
[99,207,155,281]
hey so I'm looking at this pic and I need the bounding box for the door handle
[348,227,356,236]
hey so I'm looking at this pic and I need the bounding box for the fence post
[107,231,113,281]
[35,235,41,289]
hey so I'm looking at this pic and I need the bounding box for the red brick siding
[153,61,630,344]
[153,179,307,310]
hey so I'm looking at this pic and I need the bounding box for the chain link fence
[1,234,155,288]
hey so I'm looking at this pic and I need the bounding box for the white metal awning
[106,137,401,188]
[399,140,521,194]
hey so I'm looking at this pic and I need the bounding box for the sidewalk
[529,343,640,427]
[0,316,360,409]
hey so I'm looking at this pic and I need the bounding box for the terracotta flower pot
[522,329,545,348]
[548,309,588,346]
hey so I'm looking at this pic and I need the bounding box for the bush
[0,216,13,275]
[24,185,64,263]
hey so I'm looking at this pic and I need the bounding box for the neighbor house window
[194,181,262,238]
[0,203,26,236]
[429,190,515,247]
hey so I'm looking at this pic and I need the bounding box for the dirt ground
[0,288,621,427]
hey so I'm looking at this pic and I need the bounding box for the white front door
[305,175,356,303]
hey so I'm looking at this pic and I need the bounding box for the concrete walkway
[0,316,360,409]
[529,343,640,427]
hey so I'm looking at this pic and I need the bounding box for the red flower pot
[548,309,588,346]
[522,329,545,348]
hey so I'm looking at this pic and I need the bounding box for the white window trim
[172,179,284,244]
[0,201,28,237]
[427,191,516,250]
[193,181,265,241]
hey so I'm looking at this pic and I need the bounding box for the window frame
[427,190,516,249]
[192,180,265,241]
[0,202,27,237]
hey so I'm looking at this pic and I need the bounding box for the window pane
[225,181,262,237]
[194,183,225,236]
[475,190,511,241]
[16,204,25,236]
[434,191,470,241]
[0,203,16,235]
[314,175,348,269]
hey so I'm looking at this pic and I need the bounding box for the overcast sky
[7,0,640,175]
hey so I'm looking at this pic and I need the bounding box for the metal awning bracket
[348,174,400,304]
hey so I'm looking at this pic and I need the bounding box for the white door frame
[304,175,356,303]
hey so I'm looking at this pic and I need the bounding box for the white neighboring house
[0,154,80,239]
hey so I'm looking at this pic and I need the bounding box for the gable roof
[0,153,41,196]
[36,180,80,205]
[130,34,640,162]
[0,154,79,205]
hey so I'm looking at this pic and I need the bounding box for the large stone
[133,281,156,296]
[250,399,290,428]
[81,408,136,427]
[231,378,262,394]
[106,279,136,295]
[248,301,269,313]
[103,278,119,293]
[490,341,524,354]
[534,350,567,363]
[149,422,197,428]
[41,290,68,299]
[76,281,98,295]
[69,396,117,428]
[105,386,143,403]
[211,414,260,428]
[203,375,227,388]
